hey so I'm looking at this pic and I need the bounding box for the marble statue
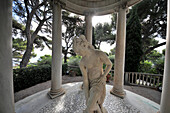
[73,35,112,113]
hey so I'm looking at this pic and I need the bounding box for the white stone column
[48,1,65,99]
[160,0,170,112]
[85,14,93,44]
[110,7,126,98]
[0,1,15,113]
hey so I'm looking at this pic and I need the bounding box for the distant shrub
[108,55,114,69]
[67,56,81,66]
[13,63,71,92]
[37,55,52,66]
[13,65,51,92]
[62,63,68,75]
[67,56,82,76]
[139,60,153,73]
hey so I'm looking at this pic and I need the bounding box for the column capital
[53,0,66,8]
[114,2,129,13]
[84,11,95,17]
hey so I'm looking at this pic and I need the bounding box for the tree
[136,0,167,56]
[13,1,84,67]
[153,57,164,74]
[13,38,27,64]
[12,19,37,65]
[92,13,117,49]
[140,50,165,74]
[37,55,52,66]
[125,6,143,72]
[139,50,165,74]
[109,48,116,56]
[145,50,162,63]
[94,23,115,49]
[62,12,84,63]
[13,0,52,68]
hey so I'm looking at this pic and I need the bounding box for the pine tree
[125,6,143,72]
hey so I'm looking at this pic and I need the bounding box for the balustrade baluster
[157,76,160,87]
[142,74,144,85]
[128,73,131,83]
[149,76,152,86]
[132,73,134,84]
[153,76,156,87]
[135,73,137,84]
[146,75,148,86]
[138,74,141,85]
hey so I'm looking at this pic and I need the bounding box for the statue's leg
[99,85,108,113]
[85,87,102,113]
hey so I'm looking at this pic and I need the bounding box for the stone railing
[68,65,79,69]
[67,66,163,89]
[124,72,163,89]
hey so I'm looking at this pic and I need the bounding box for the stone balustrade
[124,72,163,89]
[68,66,163,89]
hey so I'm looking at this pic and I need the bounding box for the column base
[110,87,126,99]
[48,88,65,99]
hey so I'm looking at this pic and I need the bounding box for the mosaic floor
[15,82,160,113]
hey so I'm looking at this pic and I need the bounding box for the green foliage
[67,56,81,66]
[139,60,153,73]
[137,0,167,39]
[145,50,164,74]
[13,38,37,64]
[136,0,167,58]
[145,50,162,63]
[109,48,116,56]
[108,55,115,69]
[62,11,84,63]
[139,50,165,74]
[37,55,68,75]
[13,0,52,68]
[37,55,52,66]
[94,23,115,49]
[162,49,165,56]
[67,56,82,76]
[13,38,26,58]
[13,65,51,92]
[62,63,68,75]
[125,6,143,72]
[153,58,164,74]
[12,18,25,35]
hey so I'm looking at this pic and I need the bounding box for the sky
[30,14,114,62]
[30,14,166,63]
[155,37,166,52]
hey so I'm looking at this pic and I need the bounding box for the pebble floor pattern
[37,83,141,113]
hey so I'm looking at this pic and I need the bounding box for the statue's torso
[81,51,104,81]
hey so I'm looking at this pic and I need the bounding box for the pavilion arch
[49,0,142,99]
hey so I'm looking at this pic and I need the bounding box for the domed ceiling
[60,0,142,15]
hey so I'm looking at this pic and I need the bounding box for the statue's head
[73,35,94,56]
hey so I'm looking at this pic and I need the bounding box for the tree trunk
[64,53,67,63]
[141,41,166,60]
[20,43,33,68]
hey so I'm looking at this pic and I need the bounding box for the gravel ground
[14,76,161,104]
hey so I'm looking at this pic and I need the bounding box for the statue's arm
[100,52,112,78]
[79,61,89,102]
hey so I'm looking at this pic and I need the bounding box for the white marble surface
[0,1,15,113]
[15,82,160,113]
[160,0,170,112]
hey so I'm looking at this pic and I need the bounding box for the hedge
[13,65,51,92]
